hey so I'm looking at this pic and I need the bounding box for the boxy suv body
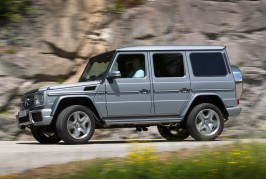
[17,46,242,144]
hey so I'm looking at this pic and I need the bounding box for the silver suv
[17,46,242,144]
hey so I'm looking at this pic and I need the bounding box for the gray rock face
[0,77,24,111]
[0,0,266,140]
[0,48,75,80]
[108,0,266,138]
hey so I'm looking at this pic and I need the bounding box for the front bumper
[226,106,242,117]
[16,108,53,128]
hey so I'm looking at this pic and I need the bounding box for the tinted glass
[153,54,184,77]
[190,53,227,77]
[112,54,145,78]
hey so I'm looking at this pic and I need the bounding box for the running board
[104,117,183,126]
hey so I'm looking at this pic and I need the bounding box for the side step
[104,117,183,126]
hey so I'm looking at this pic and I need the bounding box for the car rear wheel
[186,103,224,141]
[56,105,95,144]
[157,124,189,141]
[31,126,61,144]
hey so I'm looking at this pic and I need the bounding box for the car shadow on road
[16,139,221,145]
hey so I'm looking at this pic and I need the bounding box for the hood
[39,81,101,91]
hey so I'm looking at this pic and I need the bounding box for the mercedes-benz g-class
[17,46,242,144]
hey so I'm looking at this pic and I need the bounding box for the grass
[0,110,9,116]
[4,49,17,54]
[59,143,266,179]
[6,142,266,179]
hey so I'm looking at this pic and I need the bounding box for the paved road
[0,139,265,175]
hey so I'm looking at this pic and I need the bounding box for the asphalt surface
[0,139,266,175]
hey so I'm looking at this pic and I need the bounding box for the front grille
[21,94,35,110]
[18,115,30,123]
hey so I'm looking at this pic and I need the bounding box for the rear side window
[153,53,184,77]
[190,53,227,77]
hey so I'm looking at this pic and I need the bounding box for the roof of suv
[117,45,225,51]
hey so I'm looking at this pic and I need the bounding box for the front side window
[153,53,185,78]
[190,52,227,77]
[79,51,115,82]
[111,54,146,78]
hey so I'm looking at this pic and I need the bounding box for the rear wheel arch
[183,94,228,122]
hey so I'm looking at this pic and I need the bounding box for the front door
[105,52,152,117]
[150,51,191,116]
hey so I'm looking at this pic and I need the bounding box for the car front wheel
[56,105,95,144]
[31,126,61,144]
[186,103,224,141]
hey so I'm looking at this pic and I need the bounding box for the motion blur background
[0,0,265,141]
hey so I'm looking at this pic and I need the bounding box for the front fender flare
[51,95,100,117]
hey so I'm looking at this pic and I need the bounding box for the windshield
[79,51,115,82]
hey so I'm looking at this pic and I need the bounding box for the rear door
[150,51,191,116]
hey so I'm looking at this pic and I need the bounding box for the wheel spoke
[80,115,89,123]
[73,112,79,123]
[200,124,206,131]
[79,127,85,135]
[198,111,205,121]
[67,111,91,140]
[205,124,213,134]
[211,120,218,128]
[195,108,221,136]
[67,122,75,129]
[73,128,81,137]
[197,121,204,131]
[207,110,215,121]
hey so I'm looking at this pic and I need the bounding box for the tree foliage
[112,0,145,13]
[0,0,33,23]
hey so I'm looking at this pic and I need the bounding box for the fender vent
[84,86,96,91]
[31,112,42,122]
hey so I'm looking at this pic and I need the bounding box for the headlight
[34,93,44,107]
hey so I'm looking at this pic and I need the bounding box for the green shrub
[111,0,146,13]
[0,0,33,23]
[61,143,266,179]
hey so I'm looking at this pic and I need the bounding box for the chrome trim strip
[47,91,96,96]
[153,90,180,93]
[97,91,106,94]
[194,89,234,92]
[154,100,187,102]
[106,91,140,94]
[106,101,150,104]
[223,98,236,101]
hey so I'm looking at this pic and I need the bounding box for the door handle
[180,88,190,93]
[140,89,149,94]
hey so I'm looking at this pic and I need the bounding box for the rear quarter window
[190,53,227,77]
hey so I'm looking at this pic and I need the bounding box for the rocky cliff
[0,0,265,140]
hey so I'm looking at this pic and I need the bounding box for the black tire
[56,105,95,144]
[157,125,189,141]
[31,126,61,144]
[186,103,224,141]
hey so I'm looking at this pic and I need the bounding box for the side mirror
[107,71,121,79]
